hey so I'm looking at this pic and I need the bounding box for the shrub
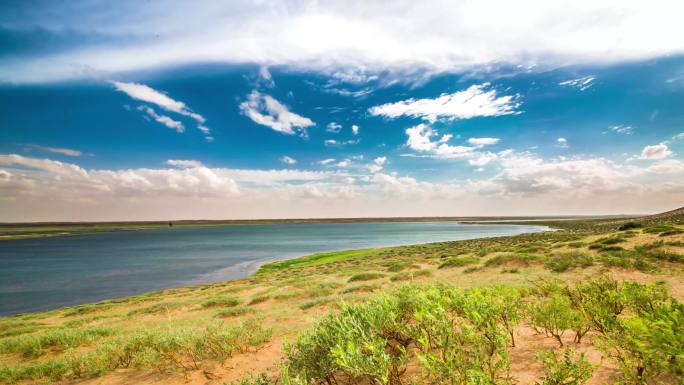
[535,348,594,385]
[348,272,385,282]
[201,295,241,308]
[619,222,642,231]
[438,256,479,269]
[283,284,516,385]
[530,294,582,347]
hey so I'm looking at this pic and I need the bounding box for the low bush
[348,272,385,282]
[485,253,538,267]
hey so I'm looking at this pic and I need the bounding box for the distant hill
[638,206,684,224]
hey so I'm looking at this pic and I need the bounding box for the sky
[1,0,684,221]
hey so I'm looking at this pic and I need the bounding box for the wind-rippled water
[0,221,548,315]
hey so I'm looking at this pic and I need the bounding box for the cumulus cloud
[280,155,297,165]
[113,81,211,139]
[647,159,684,174]
[639,143,672,160]
[2,153,683,220]
[369,83,521,123]
[25,144,83,157]
[559,76,596,91]
[240,91,314,136]
[352,124,360,135]
[405,124,474,159]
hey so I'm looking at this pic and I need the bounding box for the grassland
[0,208,683,384]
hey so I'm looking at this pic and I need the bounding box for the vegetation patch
[341,284,381,294]
[545,252,594,272]
[201,295,241,308]
[485,252,539,267]
[438,256,479,269]
[389,269,433,281]
[348,272,385,282]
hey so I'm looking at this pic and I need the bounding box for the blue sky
[1,1,684,220]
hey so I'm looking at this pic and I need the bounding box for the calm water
[0,222,548,315]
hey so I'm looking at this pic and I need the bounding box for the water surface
[0,221,547,315]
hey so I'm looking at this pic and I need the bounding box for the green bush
[535,348,594,385]
[283,284,516,385]
[530,294,582,347]
[485,253,538,267]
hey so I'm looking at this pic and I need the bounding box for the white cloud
[8,2,684,84]
[280,155,297,165]
[165,159,204,168]
[647,159,684,174]
[258,66,275,88]
[113,81,211,138]
[557,137,569,148]
[25,144,83,157]
[351,124,360,135]
[317,158,336,165]
[639,143,672,160]
[138,106,184,132]
[467,137,500,147]
[369,83,521,123]
[673,132,684,141]
[468,152,497,167]
[240,90,314,136]
[609,125,634,135]
[559,75,596,91]
[374,156,387,166]
[324,139,359,146]
[2,153,684,220]
[326,122,342,133]
[405,124,475,159]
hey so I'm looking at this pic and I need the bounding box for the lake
[0,221,548,315]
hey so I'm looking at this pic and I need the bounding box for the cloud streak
[369,84,521,122]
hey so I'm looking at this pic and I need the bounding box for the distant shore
[0,215,626,240]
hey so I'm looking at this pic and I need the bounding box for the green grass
[258,248,379,273]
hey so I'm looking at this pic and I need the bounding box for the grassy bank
[0,209,683,384]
